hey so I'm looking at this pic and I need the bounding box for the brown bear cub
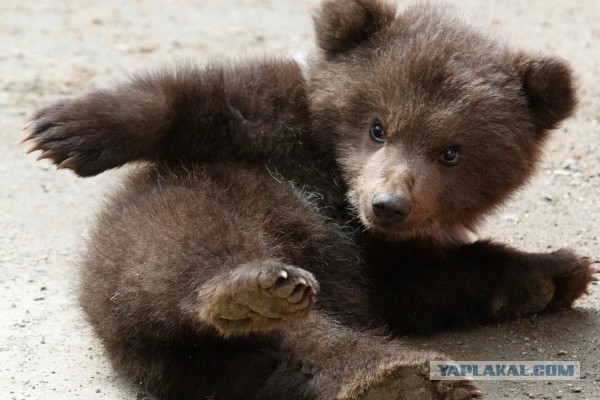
[24,0,596,399]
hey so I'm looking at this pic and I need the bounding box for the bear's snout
[372,193,412,226]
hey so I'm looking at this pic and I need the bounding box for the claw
[37,151,56,161]
[22,121,32,131]
[57,156,77,170]
[277,270,288,280]
[471,389,484,398]
[26,144,42,154]
[258,269,288,289]
[20,133,35,144]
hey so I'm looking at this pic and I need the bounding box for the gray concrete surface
[1,1,598,399]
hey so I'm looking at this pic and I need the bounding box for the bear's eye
[370,120,386,143]
[439,146,461,166]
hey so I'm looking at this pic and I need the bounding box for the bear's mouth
[364,215,427,242]
[368,224,419,242]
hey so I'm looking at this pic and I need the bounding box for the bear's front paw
[199,261,318,335]
[339,353,483,400]
[544,250,598,312]
[491,249,597,318]
[23,93,132,177]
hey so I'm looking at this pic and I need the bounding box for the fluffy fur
[24,1,595,399]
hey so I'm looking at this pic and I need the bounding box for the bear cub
[24,0,596,399]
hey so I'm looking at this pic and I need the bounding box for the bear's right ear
[517,54,578,133]
[313,0,396,57]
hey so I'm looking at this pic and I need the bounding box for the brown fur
[25,1,595,399]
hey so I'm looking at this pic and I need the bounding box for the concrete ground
[1,1,598,399]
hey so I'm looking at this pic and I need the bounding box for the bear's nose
[372,193,412,226]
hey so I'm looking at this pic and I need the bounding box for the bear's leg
[189,260,318,336]
[274,313,483,400]
[23,61,307,176]
[368,239,597,332]
[102,311,482,400]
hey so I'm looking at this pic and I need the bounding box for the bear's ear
[313,0,396,57]
[517,54,577,132]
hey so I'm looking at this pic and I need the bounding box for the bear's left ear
[517,54,578,132]
[313,0,396,57]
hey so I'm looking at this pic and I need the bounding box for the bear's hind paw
[338,357,483,400]
[196,261,318,336]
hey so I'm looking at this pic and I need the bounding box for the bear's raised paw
[23,90,157,177]
[196,261,319,336]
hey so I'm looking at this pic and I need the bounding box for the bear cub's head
[308,0,577,244]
